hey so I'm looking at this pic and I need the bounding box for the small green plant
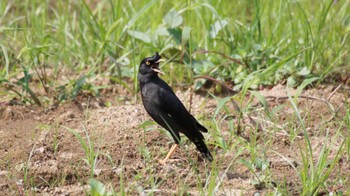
[64,126,100,177]
[89,178,114,196]
[242,157,272,190]
[287,79,345,195]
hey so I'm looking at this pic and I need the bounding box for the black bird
[138,52,213,164]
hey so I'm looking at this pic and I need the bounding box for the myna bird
[138,52,213,164]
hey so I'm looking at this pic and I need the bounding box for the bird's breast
[141,84,159,113]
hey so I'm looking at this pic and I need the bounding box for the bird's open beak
[156,59,165,63]
[152,59,165,75]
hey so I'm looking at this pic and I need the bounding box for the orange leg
[159,144,178,165]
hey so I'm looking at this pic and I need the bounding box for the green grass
[0,0,349,104]
[1,0,350,195]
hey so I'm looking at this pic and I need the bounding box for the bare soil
[0,84,349,195]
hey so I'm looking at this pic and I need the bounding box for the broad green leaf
[209,20,228,38]
[194,79,206,90]
[240,159,255,172]
[287,76,296,88]
[167,28,182,44]
[155,26,169,36]
[193,60,215,74]
[127,30,151,43]
[297,67,311,76]
[164,10,183,28]
[89,178,106,196]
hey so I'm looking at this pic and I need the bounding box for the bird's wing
[157,83,205,136]
[157,110,182,143]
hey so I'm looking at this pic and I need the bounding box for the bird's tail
[192,138,213,162]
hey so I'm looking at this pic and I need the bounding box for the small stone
[94,168,102,176]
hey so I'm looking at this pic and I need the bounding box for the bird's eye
[146,61,150,65]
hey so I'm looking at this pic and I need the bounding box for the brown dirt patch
[0,84,349,195]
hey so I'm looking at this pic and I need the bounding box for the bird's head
[138,52,165,76]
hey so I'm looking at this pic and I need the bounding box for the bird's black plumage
[138,52,213,162]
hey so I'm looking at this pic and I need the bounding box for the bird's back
[140,77,205,137]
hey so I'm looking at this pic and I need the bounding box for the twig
[143,189,198,195]
[327,84,342,101]
[249,116,286,133]
[194,75,237,94]
[249,116,303,138]
[246,115,264,133]
[327,102,344,122]
[16,181,24,196]
[0,102,10,106]
[192,50,245,66]
[265,95,335,113]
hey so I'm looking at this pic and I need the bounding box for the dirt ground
[0,84,349,195]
